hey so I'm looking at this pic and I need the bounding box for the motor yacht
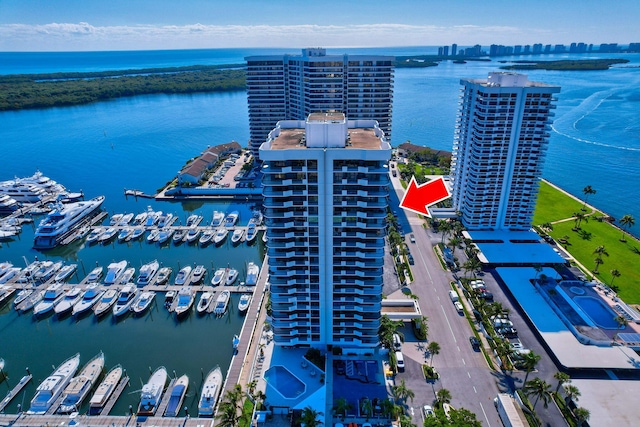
[164,290,176,310]
[155,267,172,285]
[131,291,156,316]
[146,229,160,243]
[238,293,252,313]
[103,260,127,285]
[118,267,135,285]
[211,268,226,286]
[34,260,63,282]
[118,213,133,226]
[133,211,147,226]
[213,228,228,245]
[93,289,118,318]
[136,260,159,286]
[16,290,44,313]
[85,266,103,283]
[33,283,66,317]
[173,288,196,319]
[157,212,174,228]
[98,227,117,244]
[211,211,225,227]
[213,290,230,316]
[186,214,203,228]
[109,214,123,226]
[224,211,239,227]
[117,227,133,242]
[0,267,20,284]
[54,264,77,283]
[0,286,16,307]
[231,228,244,244]
[164,374,189,417]
[137,367,167,416]
[172,228,187,244]
[58,352,105,414]
[198,367,222,417]
[112,285,138,317]
[71,284,104,317]
[197,291,214,314]
[248,210,264,226]
[174,266,192,286]
[246,262,260,285]
[27,353,80,414]
[54,286,83,317]
[156,228,174,244]
[190,265,206,284]
[85,227,104,244]
[199,228,215,246]
[225,268,239,286]
[129,227,145,241]
[144,208,162,227]
[88,364,123,415]
[245,223,257,243]
[185,227,200,243]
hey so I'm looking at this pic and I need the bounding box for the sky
[1,0,639,51]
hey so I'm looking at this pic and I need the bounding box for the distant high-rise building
[554,44,566,53]
[452,44,458,56]
[443,46,449,57]
[524,45,531,54]
[245,48,394,160]
[514,45,522,55]
[438,47,444,56]
[260,112,391,349]
[532,44,542,54]
[544,44,552,53]
[450,72,560,231]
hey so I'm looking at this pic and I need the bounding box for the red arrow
[399,176,451,218]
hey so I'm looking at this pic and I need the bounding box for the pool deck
[496,267,640,370]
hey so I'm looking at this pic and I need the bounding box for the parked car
[422,405,435,418]
[469,336,481,350]
[409,233,416,243]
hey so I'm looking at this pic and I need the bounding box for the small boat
[248,210,264,226]
[157,213,174,228]
[137,366,167,416]
[174,266,192,286]
[117,227,133,242]
[245,223,258,243]
[98,227,117,244]
[104,260,127,285]
[231,228,244,244]
[211,211,225,227]
[13,289,33,307]
[72,284,104,317]
[186,214,203,228]
[136,260,159,287]
[197,291,214,314]
[34,261,63,282]
[0,267,21,284]
[0,286,16,307]
[155,267,172,285]
[146,229,160,243]
[198,366,223,417]
[233,334,240,350]
[164,374,189,417]
[246,262,259,285]
[190,265,206,284]
[213,290,230,316]
[224,211,239,227]
[113,285,138,317]
[145,209,161,227]
[118,213,134,226]
[225,268,238,286]
[118,267,135,285]
[164,290,176,310]
[199,228,215,246]
[173,288,195,319]
[54,286,83,317]
[132,291,156,316]
[27,353,80,415]
[88,364,123,415]
[54,263,77,282]
[73,225,91,242]
[85,266,103,283]
[85,228,104,244]
[211,268,226,286]
[133,211,148,225]
[34,283,66,317]
[109,213,123,226]
[128,227,145,241]
[156,228,174,244]
[172,228,187,244]
[17,290,44,313]
[58,352,105,414]
[18,261,42,283]
[238,293,252,313]
[185,227,200,243]
[213,228,228,245]
[94,289,118,317]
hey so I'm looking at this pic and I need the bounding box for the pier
[155,377,176,417]
[101,375,129,415]
[0,374,32,413]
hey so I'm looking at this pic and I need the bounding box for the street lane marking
[467,371,471,378]
[473,386,477,393]
[440,305,457,342]
[479,402,492,427]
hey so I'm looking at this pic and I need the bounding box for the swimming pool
[574,296,620,329]
[264,366,306,399]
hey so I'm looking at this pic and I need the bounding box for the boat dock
[101,375,129,415]
[59,211,108,245]
[0,374,32,413]
[0,413,214,427]
[155,377,176,417]
[45,393,65,415]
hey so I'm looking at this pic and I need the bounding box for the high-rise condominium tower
[246,48,394,160]
[260,113,391,350]
[450,72,560,231]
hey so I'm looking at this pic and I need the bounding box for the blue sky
[1,0,639,51]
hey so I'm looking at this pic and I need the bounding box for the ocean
[0,47,639,415]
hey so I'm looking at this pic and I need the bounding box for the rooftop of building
[464,72,560,89]
[270,127,381,150]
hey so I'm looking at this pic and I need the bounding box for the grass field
[533,180,640,303]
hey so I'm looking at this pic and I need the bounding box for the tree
[541,222,553,232]
[439,220,452,244]
[392,379,415,405]
[524,377,552,409]
[521,351,541,386]
[427,341,441,365]
[563,384,581,404]
[462,257,482,278]
[619,214,635,242]
[610,269,621,288]
[300,406,324,427]
[332,397,351,419]
[582,185,596,211]
[614,315,629,329]
[592,245,609,274]
[435,388,452,406]
[593,257,604,274]
[574,407,591,427]
[554,372,571,393]
[216,384,245,427]
[572,212,588,230]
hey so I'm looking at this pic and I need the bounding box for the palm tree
[619,214,635,242]
[462,257,482,278]
[392,379,415,405]
[435,388,452,406]
[300,406,324,427]
[582,185,596,211]
[610,269,621,287]
[216,384,245,426]
[332,397,351,420]
[427,341,441,365]
[439,220,452,244]
[573,212,588,230]
[553,372,571,394]
[379,315,403,350]
[563,384,581,404]
[521,351,541,386]
[592,245,609,274]
[574,407,591,426]
[216,402,240,427]
[524,377,551,409]
[593,257,604,274]
[541,222,553,232]
[447,236,461,255]
[614,315,629,330]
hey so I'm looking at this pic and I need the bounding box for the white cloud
[0,22,556,51]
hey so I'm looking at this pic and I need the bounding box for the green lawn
[534,180,640,304]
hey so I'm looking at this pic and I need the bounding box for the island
[499,58,629,71]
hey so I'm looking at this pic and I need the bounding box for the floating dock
[100,375,129,416]
[0,374,32,413]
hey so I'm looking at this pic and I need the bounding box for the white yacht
[145,208,162,226]
[104,260,127,285]
[113,285,138,317]
[85,266,103,283]
[132,291,156,316]
[197,291,214,314]
[199,228,215,246]
[172,228,187,244]
[245,223,258,243]
[53,287,83,317]
[129,227,145,241]
[164,374,189,417]
[173,288,196,319]
[157,212,174,228]
[93,289,118,318]
[146,229,160,243]
[0,286,16,307]
[185,227,200,243]
[186,214,203,227]
[72,284,104,317]
[198,367,222,417]
[224,211,239,227]
[225,268,238,285]
[136,260,159,287]
[155,267,172,285]
[174,266,192,286]
[33,196,105,249]
[137,367,167,416]
[54,264,77,283]
[0,267,21,284]
[27,353,80,414]
[118,267,135,285]
[231,228,244,244]
[211,268,226,286]
[88,364,123,415]
[156,228,174,244]
[133,211,148,225]
[0,194,19,215]
[109,214,123,226]
[246,262,260,285]
[213,228,228,245]
[238,293,252,313]
[33,283,66,317]
[0,182,46,204]
[33,260,61,282]
[118,213,134,226]
[117,227,133,242]
[85,227,104,244]
[58,352,105,414]
[213,290,230,316]
[190,265,206,284]
[248,210,264,226]
[12,288,32,307]
[98,227,117,244]
[211,211,225,227]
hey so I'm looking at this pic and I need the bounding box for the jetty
[100,374,129,416]
[155,377,176,417]
[0,374,32,413]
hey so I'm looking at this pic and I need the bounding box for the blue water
[574,296,620,329]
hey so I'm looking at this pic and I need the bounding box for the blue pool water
[574,296,620,329]
[264,366,306,399]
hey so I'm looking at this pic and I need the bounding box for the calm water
[1,47,639,414]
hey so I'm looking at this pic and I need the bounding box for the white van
[449,290,459,302]
[395,351,405,371]
[393,333,402,350]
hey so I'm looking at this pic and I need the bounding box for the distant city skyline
[1,0,639,51]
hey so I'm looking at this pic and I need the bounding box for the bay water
[1,47,639,415]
